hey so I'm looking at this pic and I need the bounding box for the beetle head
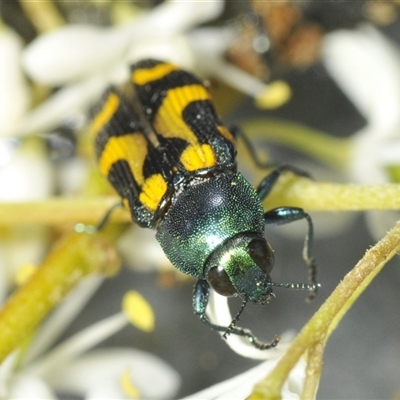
[204,233,275,304]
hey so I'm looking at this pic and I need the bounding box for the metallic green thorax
[156,172,265,279]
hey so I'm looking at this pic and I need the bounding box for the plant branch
[248,219,400,399]
[0,231,121,363]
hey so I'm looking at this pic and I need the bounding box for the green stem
[301,342,324,400]
[20,0,65,33]
[264,177,400,211]
[0,196,129,226]
[1,180,400,228]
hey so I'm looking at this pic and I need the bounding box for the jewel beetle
[90,59,318,349]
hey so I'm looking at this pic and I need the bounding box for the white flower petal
[210,58,267,98]
[188,28,236,63]
[0,142,53,288]
[15,74,106,137]
[123,0,225,37]
[188,28,267,96]
[0,352,19,397]
[323,24,400,136]
[127,35,195,70]
[23,275,104,366]
[181,360,273,400]
[0,142,53,200]
[0,138,17,168]
[7,374,57,400]
[58,156,90,196]
[27,313,128,377]
[0,27,30,136]
[207,292,289,359]
[120,1,225,67]
[22,25,130,86]
[0,226,49,290]
[285,358,306,397]
[117,226,171,271]
[22,0,223,87]
[350,127,391,183]
[364,210,400,242]
[46,348,180,399]
[182,358,304,400]
[323,25,400,185]
[0,262,6,304]
[377,139,400,165]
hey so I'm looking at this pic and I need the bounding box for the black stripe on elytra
[107,159,140,201]
[142,140,172,182]
[133,59,164,70]
[181,100,222,143]
[155,136,188,171]
[181,100,236,166]
[93,88,144,160]
[132,68,202,122]
[108,158,160,228]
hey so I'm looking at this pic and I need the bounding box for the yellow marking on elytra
[90,92,120,138]
[153,84,217,170]
[99,134,167,212]
[132,62,180,86]
[217,125,235,144]
[99,134,148,184]
[154,84,210,143]
[180,143,216,171]
[139,173,168,211]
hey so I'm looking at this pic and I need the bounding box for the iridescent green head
[204,232,275,303]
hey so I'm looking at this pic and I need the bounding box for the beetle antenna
[223,298,247,339]
[270,282,320,291]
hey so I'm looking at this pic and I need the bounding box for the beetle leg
[193,279,280,350]
[256,165,310,200]
[232,126,313,176]
[230,125,270,168]
[263,207,317,300]
[96,201,124,230]
[74,201,123,234]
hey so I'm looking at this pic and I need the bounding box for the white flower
[188,27,292,109]
[22,24,131,86]
[0,277,180,399]
[181,356,306,399]
[0,141,53,201]
[6,372,57,400]
[45,348,179,399]
[13,0,286,138]
[117,225,171,272]
[322,24,400,239]
[323,23,400,184]
[0,140,54,297]
[207,291,294,359]
[0,26,30,137]
[22,1,224,86]
[13,1,224,138]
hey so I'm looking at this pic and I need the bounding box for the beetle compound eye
[207,266,237,297]
[247,239,275,275]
